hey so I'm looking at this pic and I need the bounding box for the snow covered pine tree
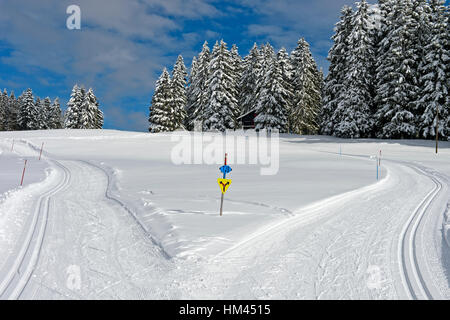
[149,68,177,132]
[186,41,211,130]
[65,85,84,129]
[18,89,40,130]
[171,55,188,131]
[333,0,375,138]
[254,45,290,132]
[203,40,239,132]
[418,0,449,141]
[375,0,422,139]
[290,38,322,135]
[322,6,354,136]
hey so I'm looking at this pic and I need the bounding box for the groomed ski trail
[190,159,450,300]
[2,139,449,299]
[0,161,70,300]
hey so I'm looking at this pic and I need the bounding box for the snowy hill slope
[0,130,449,299]
[0,130,379,258]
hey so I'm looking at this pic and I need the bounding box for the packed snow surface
[0,129,449,299]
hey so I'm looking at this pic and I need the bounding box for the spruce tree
[171,55,188,130]
[94,100,104,129]
[0,89,7,131]
[7,91,19,131]
[254,52,290,132]
[290,38,322,134]
[334,0,375,138]
[186,56,198,130]
[204,40,239,131]
[35,97,43,129]
[79,88,98,129]
[149,68,175,132]
[446,4,450,138]
[418,0,449,140]
[48,98,62,129]
[41,97,52,129]
[239,43,262,115]
[321,6,353,136]
[65,85,84,129]
[18,89,39,130]
[187,41,210,130]
[375,0,421,139]
[256,44,276,102]
[277,48,294,130]
[230,44,243,118]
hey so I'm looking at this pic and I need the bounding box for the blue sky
[0,0,365,131]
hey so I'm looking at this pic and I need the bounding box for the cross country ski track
[204,154,450,299]
[0,139,448,299]
[0,160,70,300]
[398,164,442,300]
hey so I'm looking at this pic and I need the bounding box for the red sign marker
[20,160,27,186]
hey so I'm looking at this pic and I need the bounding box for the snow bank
[0,166,57,271]
[0,140,50,196]
[444,201,450,248]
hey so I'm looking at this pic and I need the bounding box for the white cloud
[0,0,220,130]
[240,0,360,73]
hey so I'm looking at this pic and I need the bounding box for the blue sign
[220,165,232,179]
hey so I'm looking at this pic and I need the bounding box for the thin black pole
[436,106,439,154]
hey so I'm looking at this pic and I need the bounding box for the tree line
[321,0,449,140]
[149,38,323,134]
[149,0,448,140]
[0,85,104,131]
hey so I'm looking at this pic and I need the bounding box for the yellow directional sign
[217,178,232,194]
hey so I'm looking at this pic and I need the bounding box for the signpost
[217,153,232,216]
[379,150,382,178]
[376,154,379,181]
[436,105,439,154]
[20,160,27,186]
[39,142,44,161]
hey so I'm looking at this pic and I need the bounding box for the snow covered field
[0,129,449,299]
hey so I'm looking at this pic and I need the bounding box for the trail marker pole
[219,193,224,217]
[379,150,382,178]
[340,145,342,156]
[217,153,232,216]
[376,154,379,181]
[20,160,27,186]
[39,142,44,160]
[11,139,14,152]
[436,105,439,154]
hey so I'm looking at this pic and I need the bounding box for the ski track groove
[398,164,442,300]
[1,138,449,299]
[0,160,70,300]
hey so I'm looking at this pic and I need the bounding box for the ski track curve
[1,139,449,299]
[195,156,449,300]
[0,161,70,300]
[397,164,442,300]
